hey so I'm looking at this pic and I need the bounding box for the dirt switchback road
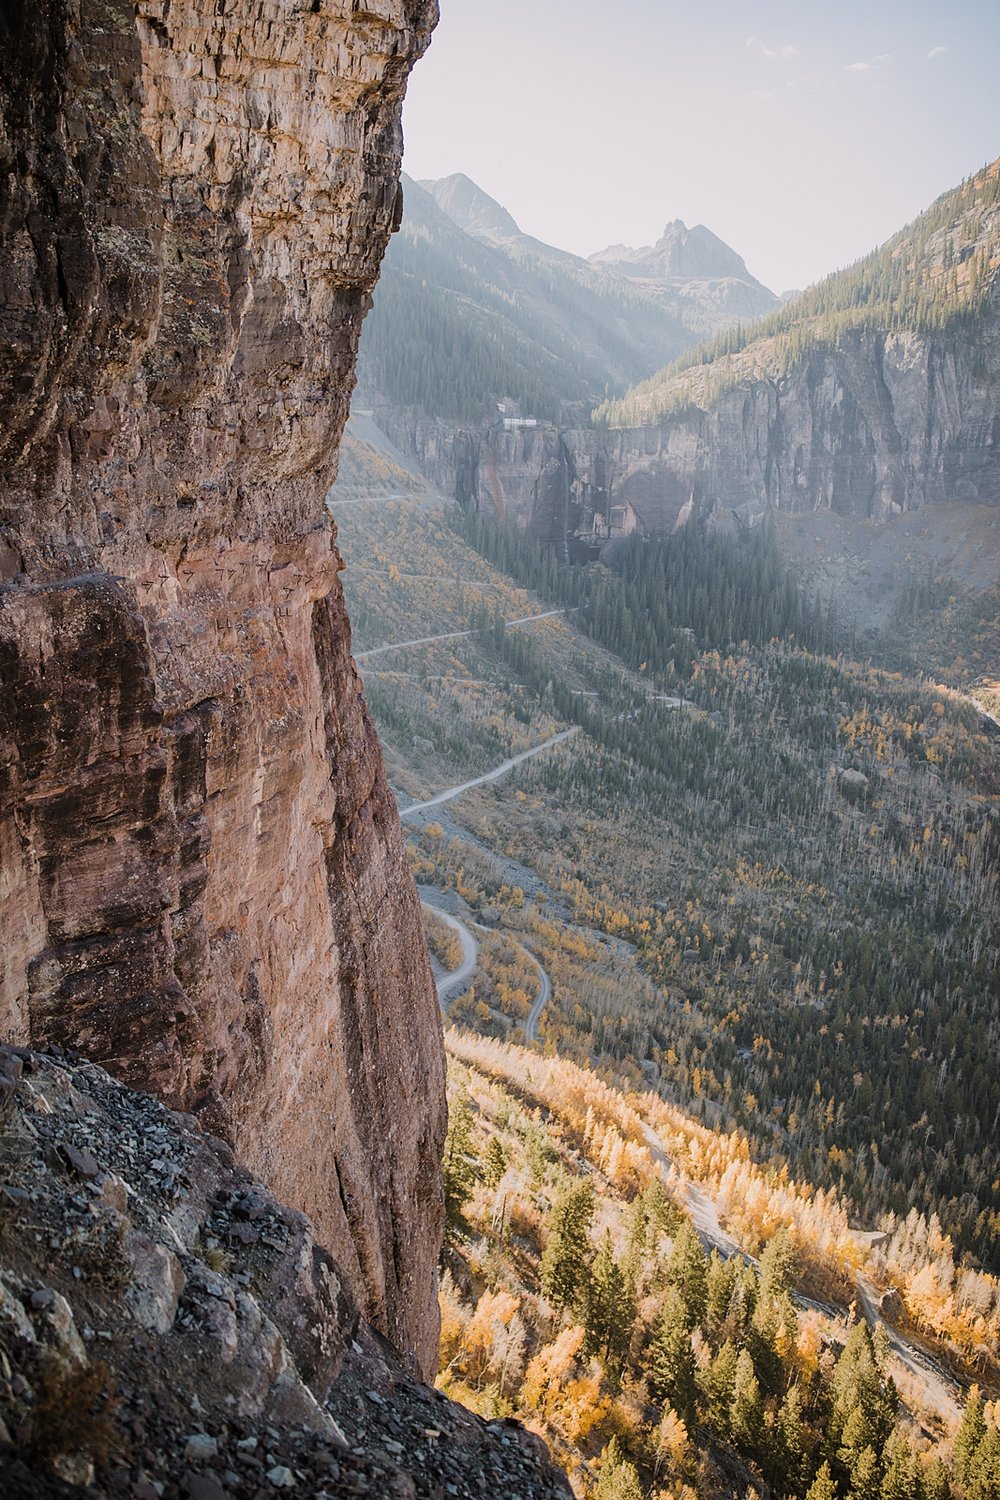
[356,608,567,662]
[521,942,552,1042]
[399,728,579,819]
[422,903,479,1009]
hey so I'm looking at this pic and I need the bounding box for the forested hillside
[355,176,693,422]
[334,488,999,1279]
[436,1032,1000,1499]
[596,161,1000,427]
[331,423,999,1495]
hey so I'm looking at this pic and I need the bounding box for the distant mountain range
[365,160,1000,540]
[589,218,779,324]
[355,173,777,424]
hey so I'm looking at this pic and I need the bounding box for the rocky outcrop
[0,0,445,1373]
[0,1044,572,1498]
[377,288,1000,537]
[595,312,1000,528]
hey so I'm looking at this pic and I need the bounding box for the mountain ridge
[590,217,767,288]
[372,158,1000,538]
[355,171,779,425]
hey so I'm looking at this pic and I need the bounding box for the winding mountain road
[422,903,479,1008]
[420,891,553,1043]
[642,1125,743,1261]
[398,727,580,819]
[520,942,552,1042]
[856,1275,961,1423]
[356,608,566,662]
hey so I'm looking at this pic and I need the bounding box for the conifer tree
[443,1087,477,1242]
[805,1461,838,1500]
[921,1458,950,1500]
[846,1444,880,1500]
[647,1287,698,1420]
[584,1231,634,1369]
[483,1135,509,1189]
[594,1437,643,1500]
[879,1429,921,1500]
[966,1425,1000,1500]
[829,1323,896,1455]
[729,1346,765,1454]
[699,1338,739,1434]
[954,1387,987,1489]
[705,1250,739,1334]
[665,1219,709,1326]
[539,1179,594,1311]
[760,1226,800,1300]
[777,1383,809,1495]
[838,1405,878,1476]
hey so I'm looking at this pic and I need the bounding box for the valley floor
[329,465,1000,1498]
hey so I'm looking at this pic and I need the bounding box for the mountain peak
[592,219,760,284]
[420,172,523,241]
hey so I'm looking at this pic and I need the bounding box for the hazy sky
[400,0,1000,294]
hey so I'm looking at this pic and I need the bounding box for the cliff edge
[0,1044,572,1498]
[0,0,445,1374]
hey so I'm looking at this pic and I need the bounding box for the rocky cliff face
[0,0,445,1374]
[377,285,1000,537]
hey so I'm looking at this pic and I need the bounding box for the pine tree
[967,1425,1000,1500]
[829,1323,896,1455]
[705,1250,738,1333]
[647,1288,698,1420]
[880,1429,921,1500]
[729,1346,765,1454]
[805,1462,839,1500]
[921,1458,950,1500]
[665,1219,709,1326]
[622,1195,649,1287]
[838,1404,878,1475]
[760,1226,800,1300]
[594,1437,643,1500]
[443,1087,476,1242]
[483,1135,509,1189]
[846,1445,880,1500]
[584,1232,634,1369]
[699,1338,738,1434]
[954,1387,987,1488]
[777,1383,809,1495]
[539,1179,594,1311]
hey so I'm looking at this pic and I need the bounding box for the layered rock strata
[375,288,1000,537]
[0,0,444,1373]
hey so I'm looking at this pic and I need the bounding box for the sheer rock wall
[0,0,444,1374]
[376,301,1000,536]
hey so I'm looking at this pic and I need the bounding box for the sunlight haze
[401,0,1000,292]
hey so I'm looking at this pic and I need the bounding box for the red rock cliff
[0,0,444,1374]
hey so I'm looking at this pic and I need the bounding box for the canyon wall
[378,296,1000,536]
[0,0,444,1374]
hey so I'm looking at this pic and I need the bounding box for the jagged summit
[362,173,780,425]
[419,171,523,242]
[591,218,764,285]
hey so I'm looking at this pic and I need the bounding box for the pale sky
[400,0,1000,294]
